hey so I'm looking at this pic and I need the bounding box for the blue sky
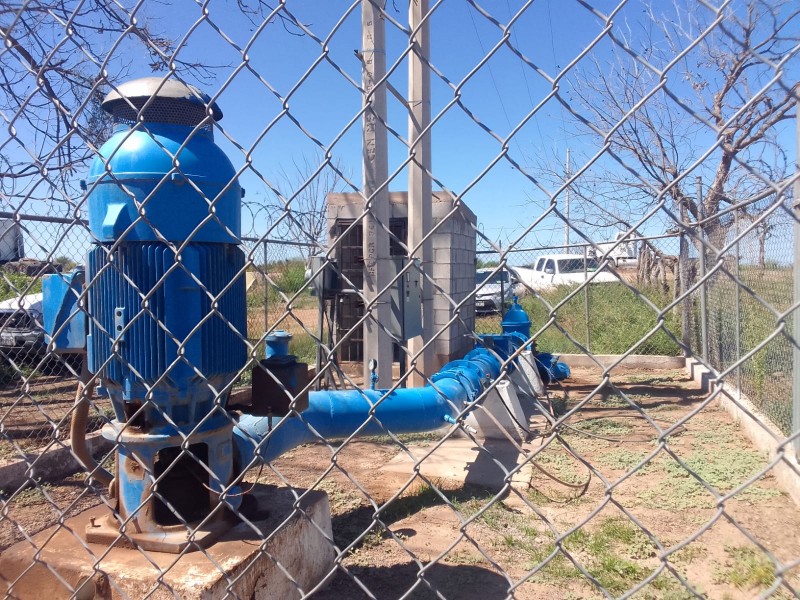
[5,0,798,264]
[116,0,628,248]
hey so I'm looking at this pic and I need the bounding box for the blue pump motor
[82,78,247,552]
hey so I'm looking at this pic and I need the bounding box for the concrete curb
[0,432,112,493]
[558,353,686,370]
[685,358,800,506]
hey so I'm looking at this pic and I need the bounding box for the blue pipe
[232,337,571,469]
[234,349,500,466]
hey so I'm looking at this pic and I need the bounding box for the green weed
[669,543,708,567]
[289,334,318,364]
[515,283,681,356]
[714,545,776,590]
[596,449,649,471]
[6,482,51,506]
[443,549,485,566]
[381,480,445,522]
[569,417,633,438]
[561,517,658,594]
[532,448,586,485]
[317,479,362,515]
[367,430,444,445]
[636,447,780,509]
[0,271,42,301]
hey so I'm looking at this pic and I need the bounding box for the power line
[505,0,543,153]
[466,2,526,160]
[545,0,569,148]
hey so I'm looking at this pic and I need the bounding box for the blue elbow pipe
[232,340,569,469]
[234,349,500,466]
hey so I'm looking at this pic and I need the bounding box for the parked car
[0,292,45,358]
[474,269,518,314]
[512,254,619,292]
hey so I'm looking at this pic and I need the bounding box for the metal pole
[583,245,590,351]
[500,241,505,320]
[316,287,324,392]
[362,0,393,388]
[679,201,691,355]
[407,0,433,386]
[263,239,268,338]
[793,94,800,460]
[735,209,741,396]
[697,176,708,362]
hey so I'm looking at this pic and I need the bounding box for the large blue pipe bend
[233,349,502,467]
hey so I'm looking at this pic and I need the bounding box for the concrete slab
[560,353,686,370]
[0,432,113,494]
[379,437,533,490]
[0,484,335,600]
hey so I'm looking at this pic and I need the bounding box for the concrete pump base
[0,485,335,600]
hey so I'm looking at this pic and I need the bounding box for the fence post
[584,245,590,352]
[697,176,708,362]
[679,201,691,355]
[499,241,506,320]
[268,239,269,335]
[793,100,800,460]
[735,209,741,395]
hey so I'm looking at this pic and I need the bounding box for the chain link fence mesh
[1,1,799,599]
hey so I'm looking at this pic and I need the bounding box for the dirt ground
[1,365,798,599]
[250,366,799,599]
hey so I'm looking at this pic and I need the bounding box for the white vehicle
[588,231,638,267]
[0,292,44,358]
[512,254,619,292]
[474,268,518,314]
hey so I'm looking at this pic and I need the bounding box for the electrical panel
[389,258,423,341]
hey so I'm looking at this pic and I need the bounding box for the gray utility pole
[407,0,433,386]
[362,0,393,389]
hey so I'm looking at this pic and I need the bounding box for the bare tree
[547,0,798,249]
[0,0,296,220]
[243,155,349,260]
[1,2,200,213]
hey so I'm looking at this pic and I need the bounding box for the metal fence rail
[1,1,799,599]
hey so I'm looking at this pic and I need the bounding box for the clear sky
[109,0,637,250]
[5,0,798,264]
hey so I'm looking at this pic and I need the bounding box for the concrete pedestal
[0,485,335,600]
[380,437,535,489]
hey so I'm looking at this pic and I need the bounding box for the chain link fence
[703,202,796,435]
[1,1,799,599]
[475,233,685,357]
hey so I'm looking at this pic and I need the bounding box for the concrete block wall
[327,192,477,371]
[431,194,476,370]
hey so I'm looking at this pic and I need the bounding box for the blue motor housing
[43,268,87,354]
[83,78,247,433]
[87,123,241,244]
[87,243,246,430]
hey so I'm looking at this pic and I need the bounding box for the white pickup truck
[511,254,619,293]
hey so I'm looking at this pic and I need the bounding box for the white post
[362,0,393,388]
[407,0,433,385]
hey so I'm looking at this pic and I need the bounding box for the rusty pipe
[70,360,113,487]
